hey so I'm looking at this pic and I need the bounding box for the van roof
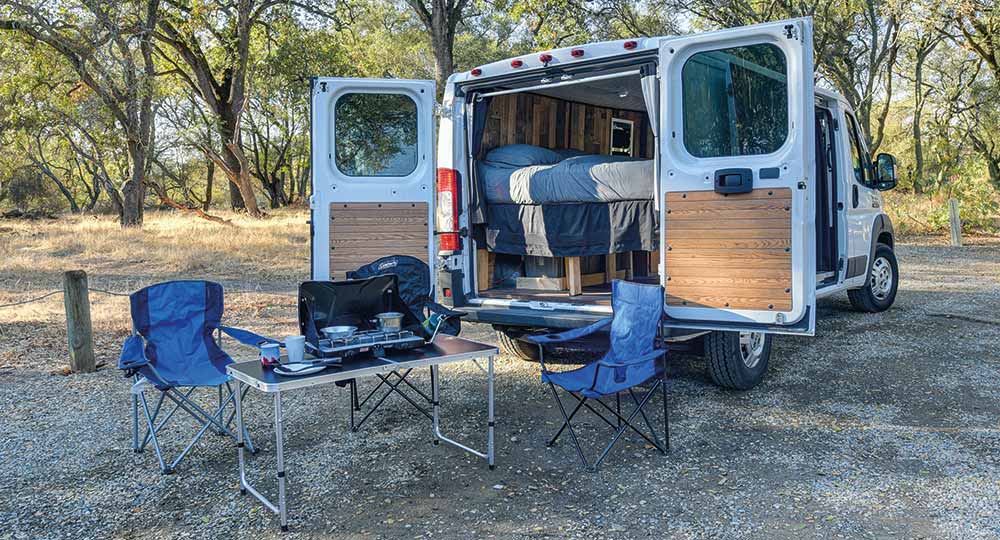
[447,35,846,104]
[448,37,660,85]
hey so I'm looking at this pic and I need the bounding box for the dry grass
[0,209,310,290]
[0,210,310,370]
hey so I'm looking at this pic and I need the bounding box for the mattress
[485,201,659,257]
[478,149,654,205]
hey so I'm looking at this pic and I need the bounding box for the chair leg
[615,393,622,428]
[132,394,139,453]
[548,383,589,469]
[593,383,660,471]
[137,391,170,474]
[168,388,234,471]
[547,394,587,447]
[662,377,670,452]
[629,386,665,452]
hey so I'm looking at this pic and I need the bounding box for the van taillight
[436,168,460,254]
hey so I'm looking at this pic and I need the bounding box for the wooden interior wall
[664,189,793,311]
[329,202,428,280]
[481,93,654,158]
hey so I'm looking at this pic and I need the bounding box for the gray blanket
[479,150,654,205]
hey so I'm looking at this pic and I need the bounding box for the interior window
[845,113,871,186]
[682,43,788,158]
[335,93,418,177]
[610,118,634,156]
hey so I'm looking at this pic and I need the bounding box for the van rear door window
[682,43,788,158]
[334,93,418,177]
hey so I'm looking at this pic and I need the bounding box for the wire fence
[0,285,295,310]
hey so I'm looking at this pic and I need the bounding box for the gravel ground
[1,238,999,540]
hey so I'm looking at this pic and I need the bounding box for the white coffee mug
[285,335,306,364]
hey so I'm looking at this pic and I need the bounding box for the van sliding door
[658,18,817,335]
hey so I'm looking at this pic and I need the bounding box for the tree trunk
[988,158,1000,193]
[121,141,146,227]
[912,62,925,194]
[219,118,262,216]
[430,23,454,94]
[204,159,214,211]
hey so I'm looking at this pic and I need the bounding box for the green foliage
[0,0,996,236]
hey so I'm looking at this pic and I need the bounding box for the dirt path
[1,219,998,539]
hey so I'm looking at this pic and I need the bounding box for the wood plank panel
[665,237,791,250]
[482,93,654,158]
[666,188,792,310]
[329,202,428,280]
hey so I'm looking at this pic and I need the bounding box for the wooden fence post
[948,198,962,247]
[63,270,95,373]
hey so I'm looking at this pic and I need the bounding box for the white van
[308,17,899,390]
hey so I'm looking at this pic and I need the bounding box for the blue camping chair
[525,280,669,471]
[118,280,277,474]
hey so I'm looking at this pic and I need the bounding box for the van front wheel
[848,243,898,312]
[705,331,772,390]
[495,328,540,361]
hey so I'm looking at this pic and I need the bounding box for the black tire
[495,328,540,361]
[705,331,772,390]
[848,243,898,313]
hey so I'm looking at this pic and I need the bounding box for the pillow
[484,144,563,168]
[552,148,587,160]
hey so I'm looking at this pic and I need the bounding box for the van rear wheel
[705,331,772,390]
[495,328,540,361]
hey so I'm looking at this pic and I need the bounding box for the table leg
[431,365,441,445]
[235,380,247,496]
[488,355,495,470]
[274,391,288,532]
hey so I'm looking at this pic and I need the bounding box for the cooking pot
[320,325,357,340]
[372,312,404,332]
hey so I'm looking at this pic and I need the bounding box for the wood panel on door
[329,202,428,279]
[665,189,792,310]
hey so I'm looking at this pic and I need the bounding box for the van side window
[682,43,788,158]
[845,113,871,186]
[334,93,418,177]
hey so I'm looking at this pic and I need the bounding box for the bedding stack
[477,144,659,257]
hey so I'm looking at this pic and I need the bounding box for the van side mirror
[874,153,897,191]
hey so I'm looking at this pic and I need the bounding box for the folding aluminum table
[226,334,499,531]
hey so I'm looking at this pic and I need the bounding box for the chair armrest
[219,325,280,347]
[425,301,467,320]
[524,318,612,345]
[597,348,665,368]
[118,335,149,371]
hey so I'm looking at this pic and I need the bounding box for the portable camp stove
[307,328,425,360]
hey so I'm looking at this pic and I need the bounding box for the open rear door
[310,78,436,283]
[658,18,816,335]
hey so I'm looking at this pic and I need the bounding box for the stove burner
[307,328,425,360]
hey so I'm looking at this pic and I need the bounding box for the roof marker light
[539,53,553,63]
[623,40,638,50]
[470,68,482,76]
[571,48,585,57]
[510,59,523,68]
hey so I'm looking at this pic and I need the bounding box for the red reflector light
[623,40,638,50]
[470,68,482,76]
[437,168,460,254]
[510,59,523,68]
[539,53,553,63]
[439,233,460,252]
[571,48,584,57]
[443,288,452,298]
